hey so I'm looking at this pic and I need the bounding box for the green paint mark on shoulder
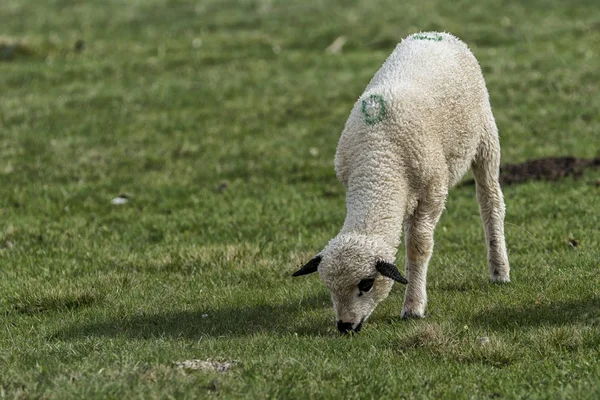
[361,94,386,126]
[412,33,443,42]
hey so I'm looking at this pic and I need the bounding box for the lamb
[293,32,510,334]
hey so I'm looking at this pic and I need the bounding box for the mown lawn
[1,0,599,398]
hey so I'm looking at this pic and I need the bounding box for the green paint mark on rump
[361,94,386,125]
[412,33,443,42]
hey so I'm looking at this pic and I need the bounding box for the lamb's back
[337,32,491,189]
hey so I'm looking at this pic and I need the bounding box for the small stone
[477,336,490,345]
[2,240,13,249]
[201,314,209,318]
[111,196,128,205]
[325,36,347,54]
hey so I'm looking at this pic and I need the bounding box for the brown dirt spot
[499,156,599,185]
[464,156,600,186]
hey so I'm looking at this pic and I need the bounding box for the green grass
[1,0,599,398]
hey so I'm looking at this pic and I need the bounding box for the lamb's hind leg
[402,191,446,319]
[472,134,510,282]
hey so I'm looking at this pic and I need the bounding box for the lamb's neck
[340,177,407,250]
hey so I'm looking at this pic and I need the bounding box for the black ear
[375,261,408,284]
[292,255,322,277]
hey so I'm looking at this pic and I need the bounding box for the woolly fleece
[297,32,510,331]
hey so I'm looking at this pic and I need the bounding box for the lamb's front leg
[402,195,445,319]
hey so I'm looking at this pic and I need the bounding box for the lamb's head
[293,233,407,334]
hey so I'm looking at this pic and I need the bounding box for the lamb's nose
[337,321,353,334]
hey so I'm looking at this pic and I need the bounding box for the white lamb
[293,32,510,333]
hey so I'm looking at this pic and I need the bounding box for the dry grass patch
[397,322,518,368]
[0,37,35,61]
[532,326,600,354]
[11,288,103,315]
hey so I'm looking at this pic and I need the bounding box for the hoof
[490,271,510,283]
[490,261,510,283]
[401,309,426,320]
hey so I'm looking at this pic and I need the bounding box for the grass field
[1,0,599,398]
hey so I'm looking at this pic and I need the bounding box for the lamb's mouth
[353,320,364,333]
[337,316,366,334]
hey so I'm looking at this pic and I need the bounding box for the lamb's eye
[358,278,375,293]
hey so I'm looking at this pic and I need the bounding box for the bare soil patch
[464,156,600,186]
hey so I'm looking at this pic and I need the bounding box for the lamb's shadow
[471,296,600,330]
[52,292,333,341]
